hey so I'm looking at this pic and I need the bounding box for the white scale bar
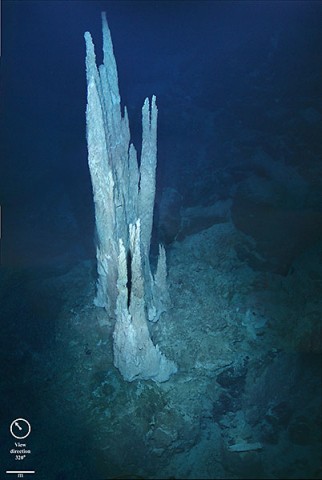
[6,472,35,474]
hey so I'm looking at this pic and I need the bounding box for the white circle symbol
[10,418,31,439]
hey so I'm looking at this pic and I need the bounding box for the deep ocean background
[1,1,322,479]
